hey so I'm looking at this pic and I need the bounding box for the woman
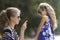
[34,3,57,40]
[0,7,27,40]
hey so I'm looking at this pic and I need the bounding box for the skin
[8,10,27,40]
[34,9,48,40]
[8,11,21,28]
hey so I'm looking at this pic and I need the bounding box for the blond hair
[0,7,20,36]
[38,3,57,30]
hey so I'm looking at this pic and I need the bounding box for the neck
[8,21,15,29]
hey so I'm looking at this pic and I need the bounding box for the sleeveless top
[38,16,55,40]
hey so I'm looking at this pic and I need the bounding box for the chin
[16,22,19,24]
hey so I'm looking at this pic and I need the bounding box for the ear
[10,16,14,21]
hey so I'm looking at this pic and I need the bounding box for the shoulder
[3,27,12,34]
[42,15,48,19]
[3,29,12,34]
[42,16,48,22]
[3,28,13,40]
[2,27,15,40]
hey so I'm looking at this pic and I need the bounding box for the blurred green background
[0,0,60,38]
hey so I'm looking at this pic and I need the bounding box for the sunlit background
[0,0,60,40]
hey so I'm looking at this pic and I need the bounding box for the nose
[19,18,21,21]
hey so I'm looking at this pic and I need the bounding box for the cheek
[16,19,20,23]
[13,18,20,24]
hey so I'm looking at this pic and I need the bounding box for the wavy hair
[38,3,58,30]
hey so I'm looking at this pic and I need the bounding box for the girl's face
[38,8,47,17]
[10,11,21,25]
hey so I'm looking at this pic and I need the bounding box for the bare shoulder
[42,16,48,22]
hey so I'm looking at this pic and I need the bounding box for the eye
[17,16,20,18]
[38,10,41,14]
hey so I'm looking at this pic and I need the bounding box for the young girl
[0,7,27,40]
[34,3,57,40]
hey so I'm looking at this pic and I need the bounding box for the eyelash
[17,16,20,18]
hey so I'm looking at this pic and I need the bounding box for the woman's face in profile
[15,11,21,24]
[11,10,21,25]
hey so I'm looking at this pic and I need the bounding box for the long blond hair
[38,3,57,30]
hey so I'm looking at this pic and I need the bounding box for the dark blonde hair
[38,3,57,30]
[0,7,20,36]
